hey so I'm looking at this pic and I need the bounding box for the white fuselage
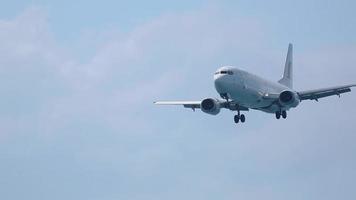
[214,66,298,113]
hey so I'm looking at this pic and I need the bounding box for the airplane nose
[214,75,221,85]
[214,75,225,93]
[214,75,220,82]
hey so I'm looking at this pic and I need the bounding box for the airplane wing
[154,101,201,109]
[298,84,356,101]
[154,100,249,111]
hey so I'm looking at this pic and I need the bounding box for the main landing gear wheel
[234,115,240,123]
[276,111,287,119]
[282,111,287,119]
[240,114,246,123]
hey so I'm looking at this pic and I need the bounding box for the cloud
[0,6,270,137]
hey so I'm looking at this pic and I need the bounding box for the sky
[0,0,356,200]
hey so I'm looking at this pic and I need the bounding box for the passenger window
[220,71,227,74]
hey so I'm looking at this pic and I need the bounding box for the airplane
[154,44,355,124]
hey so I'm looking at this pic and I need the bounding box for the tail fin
[278,43,293,88]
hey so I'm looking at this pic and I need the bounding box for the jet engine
[279,90,300,108]
[201,98,221,115]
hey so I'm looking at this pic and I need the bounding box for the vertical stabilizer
[278,43,293,88]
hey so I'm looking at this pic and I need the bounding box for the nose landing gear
[220,93,229,101]
[234,110,246,124]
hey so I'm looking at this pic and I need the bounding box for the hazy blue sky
[0,1,356,200]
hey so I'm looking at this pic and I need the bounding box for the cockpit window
[215,70,233,75]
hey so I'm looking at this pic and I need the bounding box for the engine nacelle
[279,90,300,108]
[201,98,221,115]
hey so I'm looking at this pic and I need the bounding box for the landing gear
[234,115,240,123]
[234,110,246,124]
[276,110,287,119]
[282,111,287,119]
[234,114,246,123]
[240,114,246,123]
[220,93,229,102]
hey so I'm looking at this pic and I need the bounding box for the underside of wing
[298,84,356,101]
[154,101,201,109]
[154,100,249,111]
